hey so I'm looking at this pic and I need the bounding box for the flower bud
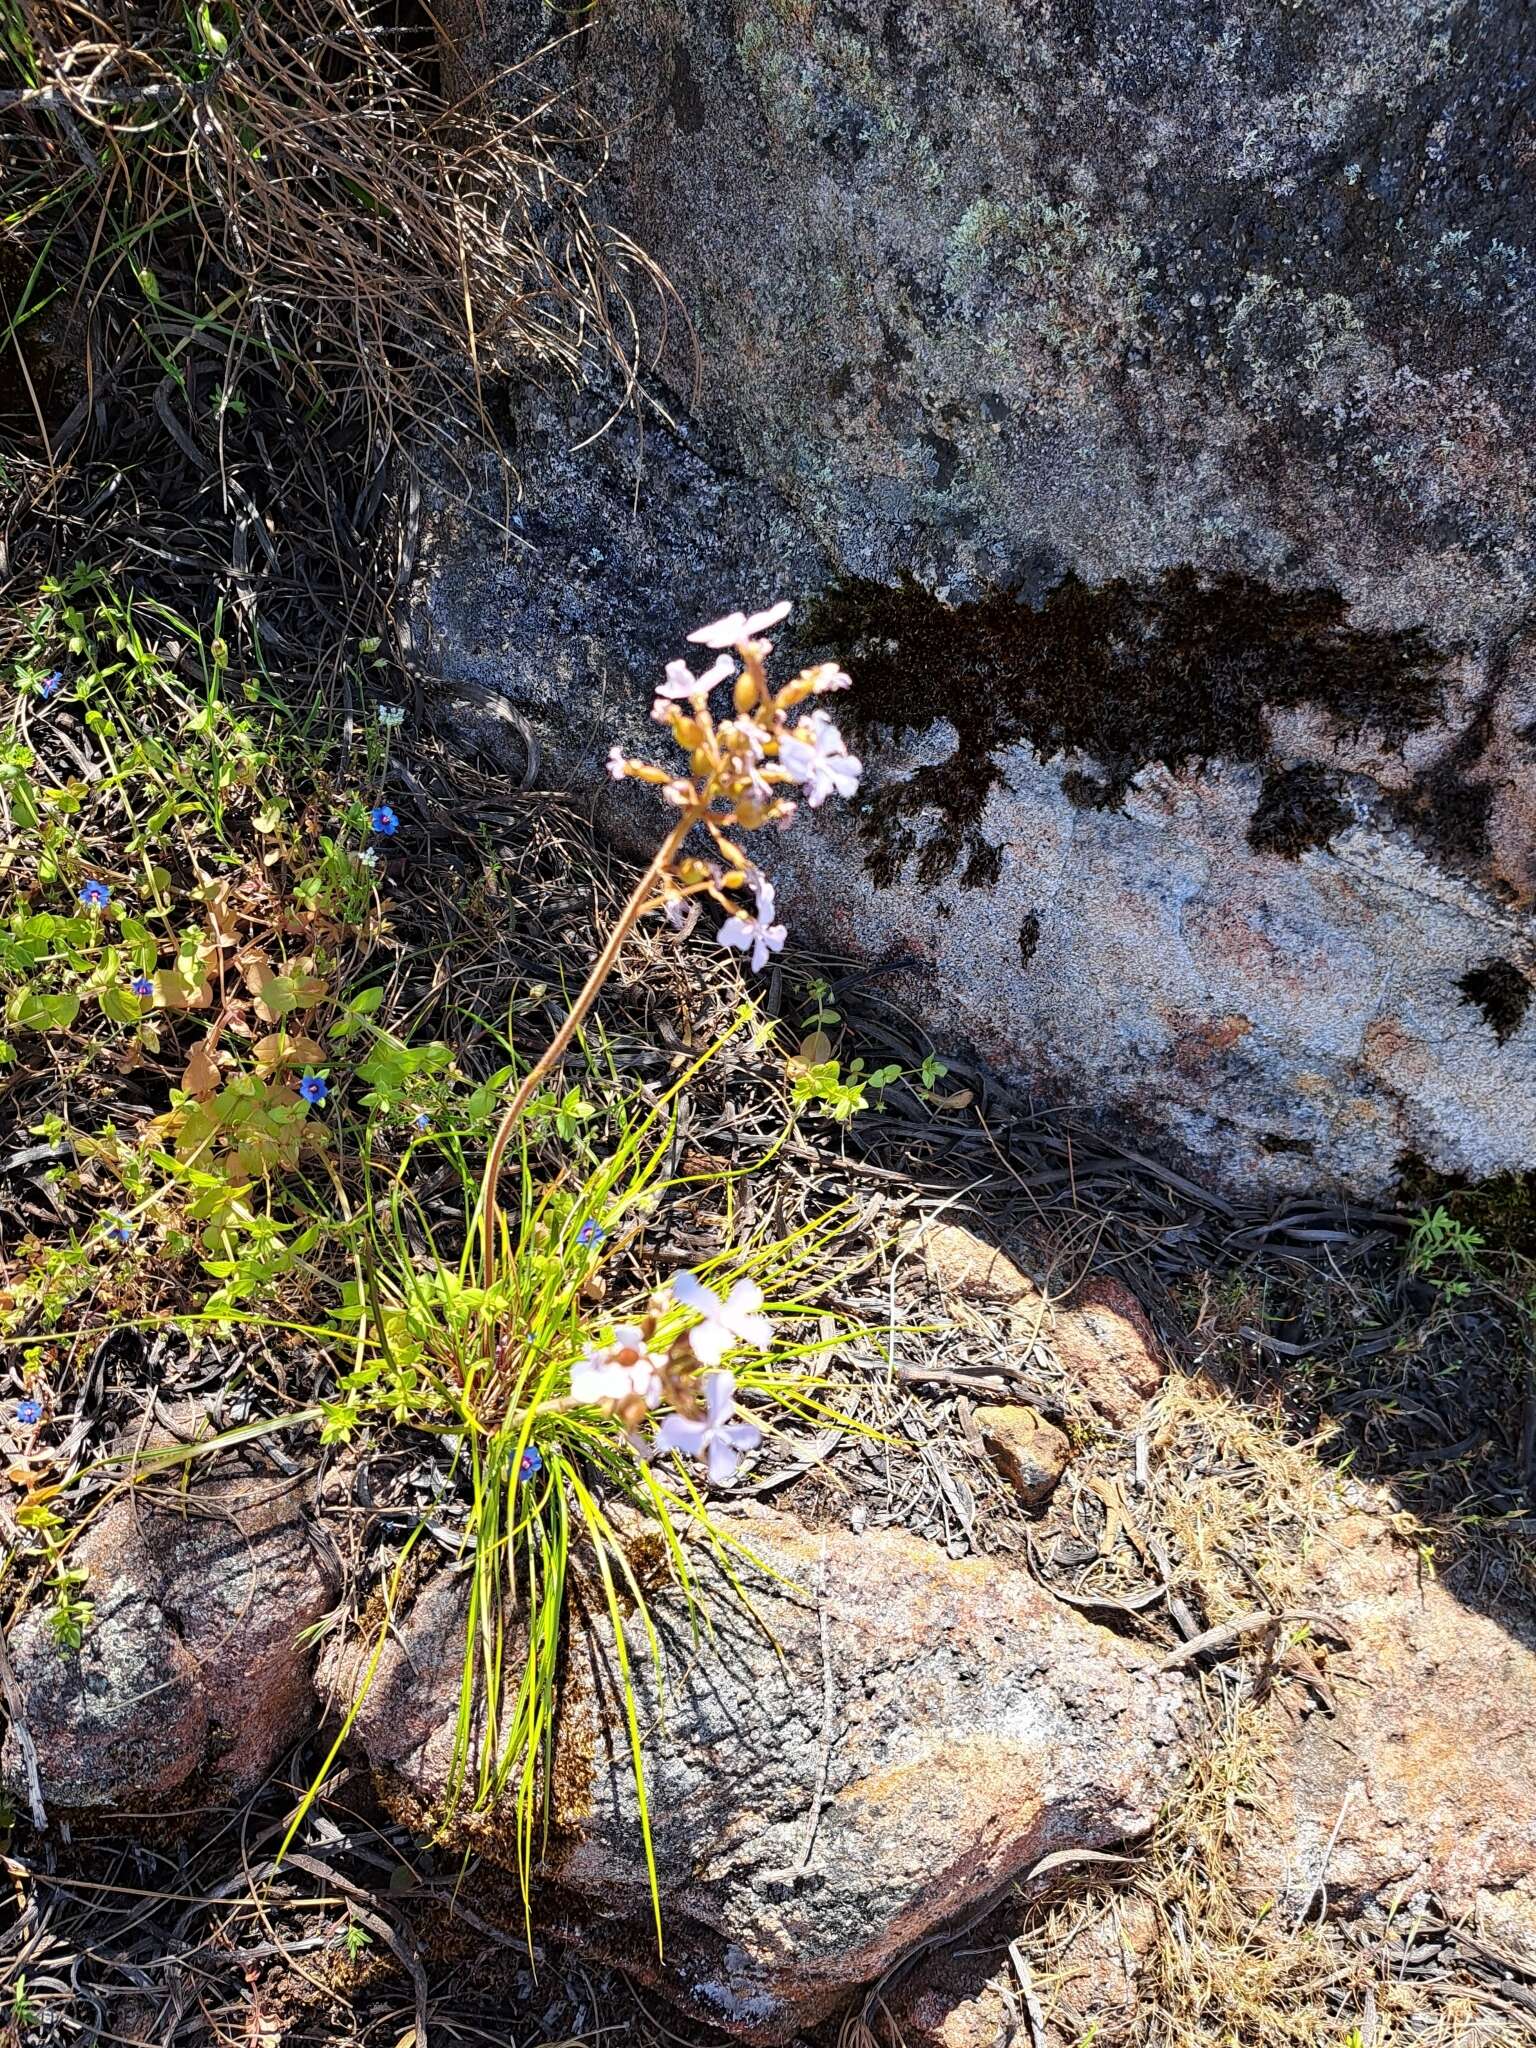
[674,715,703,749]
[734,673,759,715]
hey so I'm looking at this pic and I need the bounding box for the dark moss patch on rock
[806,568,1450,887]
[1019,909,1041,966]
[960,838,1002,888]
[1247,764,1353,859]
[1392,712,1496,874]
[1458,959,1532,1046]
[1061,768,1117,811]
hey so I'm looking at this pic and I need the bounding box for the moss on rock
[806,567,1450,887]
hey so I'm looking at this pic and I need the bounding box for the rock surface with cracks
[415,0,1536,1199]
[325,1506,1193,2039]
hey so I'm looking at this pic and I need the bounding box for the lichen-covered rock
[416,0,1536,1198]
[331,1507,1191,2039]
[916,1222,1164,1428]
[1049,1278,1166,1431]
[974,1405,1072,1507]
[1,1471,335,1819]
[1237,1514,1536,1961]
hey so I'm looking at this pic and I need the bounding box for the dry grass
[3,0,671,465]
[1146,1374,1357,1622]
[1039,1377,1505,2047]
[1,0,677,722]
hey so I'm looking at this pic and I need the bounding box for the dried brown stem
[477,811,695,1290]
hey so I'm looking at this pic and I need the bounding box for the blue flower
[518,1446,544,1484]
[79,879,110,910]
[39,672,62,699]
[105,1215,134,1244]
[412,1111,430,1132]
[130,973,154,999]
[298,1072,329,1107]
[576,1220,607,1248]
[369,804,398,836]
[17,1398,42,1425]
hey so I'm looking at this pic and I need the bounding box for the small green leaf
[8,988,80,1033]
[99,984,144,1025]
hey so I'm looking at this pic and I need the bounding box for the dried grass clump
[1133,1691,1491,2048]
[2,0,667,465]
[1146,1372,1355,1623]
[1020,1379,1495,2047]
[1,0,674,685]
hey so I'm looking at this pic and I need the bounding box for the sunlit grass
[312,1013,873,1939]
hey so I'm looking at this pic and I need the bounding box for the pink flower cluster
[605,601,863,971]
[569,1269,772,1484]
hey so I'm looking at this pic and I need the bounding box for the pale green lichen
[1224,278,1374,415]
[945,185,1146,367]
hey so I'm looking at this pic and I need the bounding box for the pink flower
[717,872,787,972]
[778,710,862,807]
[732,714,774,762]
[805,662,853,693]
[655,1370,762,1485]
[687,601,792,652]
[571,1327,664,1408]
[656,652,735,700]
[606,745,630,780]
[672,1268,773,1366]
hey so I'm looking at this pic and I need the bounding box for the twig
[477,813,692,1288]
[0,1628,47,1833]
[1292,1777,1361,1931]
[1156,1608,1283,1671]
[1157,1606,1344,1672]
[1007,1938,1048,2048]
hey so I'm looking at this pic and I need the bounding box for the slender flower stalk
[477,602,861,1294]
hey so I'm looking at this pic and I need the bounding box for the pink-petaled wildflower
[672,1269,773,1367]
[606,744,630,780]
[571,1327,664,1408]
[655,1370,762,1485]
[717,872,787,973]
[804,662,853,693]
[779,710,863,807]
[731,713,774,762]
[687,601,792,652]
[656,652,735,701]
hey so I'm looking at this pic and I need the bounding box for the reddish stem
[477,812,695,1292]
